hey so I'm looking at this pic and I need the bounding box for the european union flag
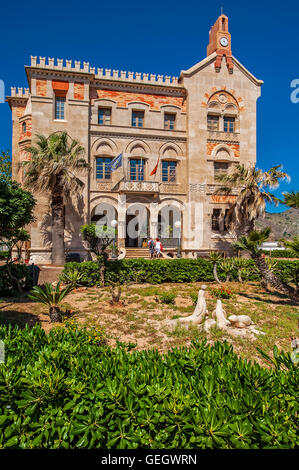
[109,153,123,172]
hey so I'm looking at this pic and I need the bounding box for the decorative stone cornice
[90,129,187,143]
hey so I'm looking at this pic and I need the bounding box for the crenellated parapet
[10,87,30,98]
[29,56,180,87]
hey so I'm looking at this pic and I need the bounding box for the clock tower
[207,14,233,73]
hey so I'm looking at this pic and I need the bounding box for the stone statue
[228,314,252,328]
[213,299,231,329]
[179,285,208,325]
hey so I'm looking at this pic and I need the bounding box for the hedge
[62,258,299,286]
[261,250,299,258]
[0,251,8,260]
[0,323,298,449]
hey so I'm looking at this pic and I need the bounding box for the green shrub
[61,258,299,287]
[0,251,8,260]
[261,250,299,258]
[0,264,32,296]
[159,292,176,304]
[0,324,297,449]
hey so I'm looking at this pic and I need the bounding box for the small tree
[0,180,36,293]
[209,251,223,284]
[0,150,12,182]
[80,224,116,286]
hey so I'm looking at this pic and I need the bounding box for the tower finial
[221,6,223,15]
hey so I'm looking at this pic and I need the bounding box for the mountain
[255,208,299,240]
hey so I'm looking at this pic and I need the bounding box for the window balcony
[118,180,159,194]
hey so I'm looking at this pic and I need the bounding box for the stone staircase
[125,248,151,259]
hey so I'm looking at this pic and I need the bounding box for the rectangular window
[212,209,221,231]
[214,162,229,177]
[130,159,145,181]
[98,108,111,125]
[132,110,144,128]
[55,97,65,120]
[223,116,235,133]
[96,157,112,180]
[164,113,176,130]
[162,161,177,182]
[207,115,219,131]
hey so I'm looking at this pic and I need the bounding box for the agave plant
[28,282,72,322]
[59,267,83,289]
[232,257,249,283]
[219,259,234,282]
[209,251,223,284]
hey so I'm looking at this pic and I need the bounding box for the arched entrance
[125,203,150,247]
[90,202,118,249]
[158,204,182,248]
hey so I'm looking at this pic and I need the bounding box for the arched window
[22,122,27,133]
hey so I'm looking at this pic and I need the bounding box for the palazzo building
[7,14,263,262]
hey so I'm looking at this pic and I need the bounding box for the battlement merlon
[25,56,181,87]
[6,87,29,109]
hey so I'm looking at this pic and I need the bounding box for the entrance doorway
[125,204,149,248]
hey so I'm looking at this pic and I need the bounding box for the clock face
[220,37,228,47]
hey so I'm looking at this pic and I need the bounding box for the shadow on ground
[0,310,41,328]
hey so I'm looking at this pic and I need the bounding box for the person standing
[154,238,162,258]
[148,237,155,259]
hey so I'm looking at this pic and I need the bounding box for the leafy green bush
[261,250,299,258]
[0,324,298,449]
[0,264,32,296]
[0,251,8,260]
[159,292,176,304]
[61,258,299,286]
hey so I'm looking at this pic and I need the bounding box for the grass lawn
[0,281,298,367]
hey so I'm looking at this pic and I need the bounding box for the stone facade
[7,14,263,263]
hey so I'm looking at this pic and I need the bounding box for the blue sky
[0,0,298,212]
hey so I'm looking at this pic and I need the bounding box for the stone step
[125,248,150,259]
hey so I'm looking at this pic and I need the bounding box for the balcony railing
[118,180,159,193]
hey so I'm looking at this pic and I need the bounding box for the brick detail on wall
[211,195,237,203]
[19,119,32,142]
[36,79,47,96]
[207,142,240,158]
[74,82,84,100]
[91,88,186,112]
[209,90,239,107]
[15,105,26,118]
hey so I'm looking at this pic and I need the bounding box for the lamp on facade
[111,219,118,259]
[174,220,182,258]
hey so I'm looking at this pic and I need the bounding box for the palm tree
[215,164,289,237]
[233,228,297,298]
[23,132,89,265]
[280,191,299,209]
[28,281,72,322]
